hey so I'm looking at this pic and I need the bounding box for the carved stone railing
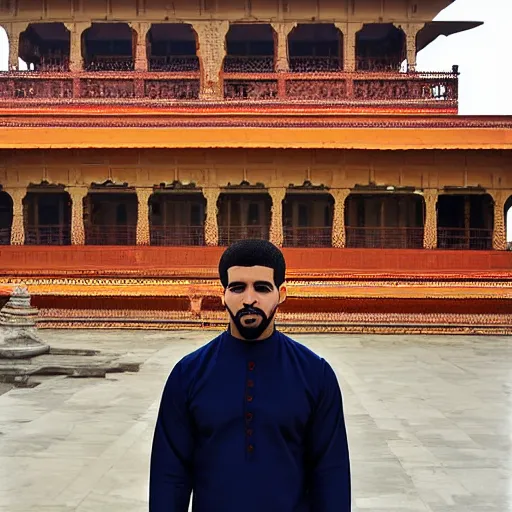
[289,56,342,73]
[223,56,275,73]
[0,70,458,106]
[149,56,200,72]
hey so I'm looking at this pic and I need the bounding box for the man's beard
[226,304,278,341]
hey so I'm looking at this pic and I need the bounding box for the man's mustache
[237,306,266,318]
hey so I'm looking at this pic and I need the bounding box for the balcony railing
[437,228,493,250]
[0,69,458,107]
[85,56,135,72]
[289,56,342,73]
[0,227,11,245]
[85,225,137,245]
[150,226,205,246]
[223,56,275,73]
[25,225,71,245]
[283,226,333,248]
[218,225,269,246]
[149,56,200,72]
[345,227,424,249]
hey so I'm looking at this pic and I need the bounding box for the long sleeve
[149,362,194,512]
[306,361,351,512]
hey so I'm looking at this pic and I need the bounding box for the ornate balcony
[345,227,424,249]
[0,69,458,109]
[150,226,205,246]
[25,225,71,246]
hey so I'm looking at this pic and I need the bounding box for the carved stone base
[0,286,49,359]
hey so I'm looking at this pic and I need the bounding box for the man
[149,239,351,512]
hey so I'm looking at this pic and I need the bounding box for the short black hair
[218,239,286,288]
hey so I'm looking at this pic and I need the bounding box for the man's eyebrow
[254,281,274,288]
[227,281,246,288]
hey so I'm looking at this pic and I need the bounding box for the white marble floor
[0,330,511,512]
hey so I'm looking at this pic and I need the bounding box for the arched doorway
[437,193,494,250]
[150,191,205,246]
[83,23,135,71]
[19,23,70,71]
[23,187,71,245]
[0,190,13,244]
[345,193,424,248]
[84,187,138,245]
[356,24,405,72]
[283,192,334,247]
[0,25,8,71]
[288,23,343,72]
[148,23,198,72]
[505,195,512,250]
[217,191,271,246]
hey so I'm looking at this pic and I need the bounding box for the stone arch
[223,23,276,73]
[84,184,138,245]
[0,25,8,71]
[147,23,199,72]
[437,193,494,250]
[217,189,272,246]
[0,189,13,244]
[82,22,135,71]
[149,190,206,246]
[505,194,512,250]
[288,23,343,72]
[283,191,334,248]
[19,23,70,71]
[344,192,425,248]
[23,186,72,245]
[356,23,406,72]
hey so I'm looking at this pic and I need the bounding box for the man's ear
[278,284,287,304]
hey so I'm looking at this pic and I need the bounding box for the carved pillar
[423,189,438,249]
[130,22,151,71]
[270,22,297,72]
[68,187,88,245]
[4,188,26,245]
[491,190,507,251]
[192,20,230,100]
[136,188,152,245]
[404,23,424,72]
[64,22,90,72]
[269,187,286,247]
[330,189,350,248]
[203,187,220,246]
[335,22,363,72]
[6,23,29,70]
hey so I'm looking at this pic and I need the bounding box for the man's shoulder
[177,333,223,372]
[278,331,327,367]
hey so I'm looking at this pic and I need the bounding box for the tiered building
[0,0,510,333]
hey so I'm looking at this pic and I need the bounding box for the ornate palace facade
[0,0,511,333]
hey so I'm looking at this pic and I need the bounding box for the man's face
[223,265,286,341]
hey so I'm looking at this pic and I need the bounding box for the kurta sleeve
[306,360,351,512]
[149,362,194,512]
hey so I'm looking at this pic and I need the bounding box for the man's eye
[255,286,272,293]
[229,286,244,293]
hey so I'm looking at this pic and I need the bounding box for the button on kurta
[248,361,255,371]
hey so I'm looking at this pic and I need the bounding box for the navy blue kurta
[149,329,351,512]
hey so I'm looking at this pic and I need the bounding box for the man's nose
[243,288,258,305]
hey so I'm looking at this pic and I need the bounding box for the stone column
[64,22,90,72]
[270,22,297,72]
[192,20,230,100]
[6,23,29,71]
[423,189,438,249]
[136,188,152,245]
[335,22,363,72]
[130,22,151,71]
[491,190,507,251]
[68,187,88,245]
[203,187,220,246]
[404,23,424,72]
[269,187,286,247]
[4,188,26,245]
[330,189,350,248]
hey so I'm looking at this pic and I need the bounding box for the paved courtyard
[0,330,510,512]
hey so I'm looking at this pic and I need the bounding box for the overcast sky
[0,0,510,238]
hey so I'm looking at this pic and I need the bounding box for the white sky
[0,0,510,239]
